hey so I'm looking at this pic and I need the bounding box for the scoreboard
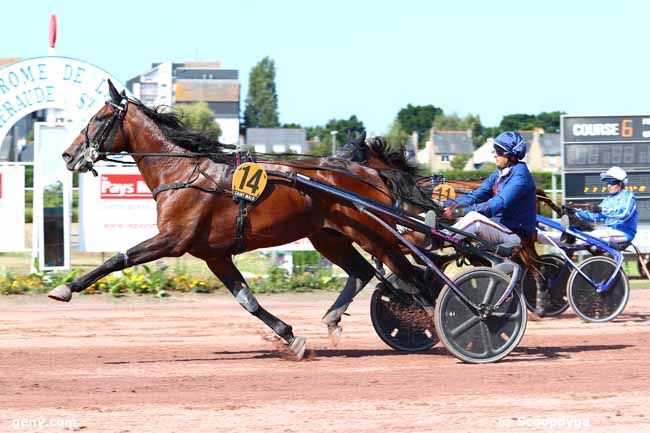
[562,115,650,223]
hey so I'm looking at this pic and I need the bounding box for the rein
[83,98,397,204]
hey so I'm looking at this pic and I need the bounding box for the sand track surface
[1,290,649,432]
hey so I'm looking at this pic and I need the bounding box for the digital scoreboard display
[562,115,650,222]
[564,172,650,198]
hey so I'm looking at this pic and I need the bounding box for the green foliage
[385,119,409,149]
[1,262,344,296]
[292,251,321,273]
[281,123,302,129]
[43,181,63,208]
[498,111,564,133]
[440,168,495,181]
[249,265,342,294]
[396,104,443,148]
[441,168,559,191]
[176,102,222,140]
[305,126,324,141]
[450,154,472,170]
[25,165,33,187]
[433,113,481,131]
[433,113,484,149]
[244,56,280,128]
[306,116,365,156]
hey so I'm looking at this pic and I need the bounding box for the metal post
[331,130,338,156]
[551,172,558,218]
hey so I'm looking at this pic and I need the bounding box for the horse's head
[62,80,130,174]
[335,130,368,162]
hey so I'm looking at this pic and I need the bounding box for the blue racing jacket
[576,189,637,241]
[453,162,537,238]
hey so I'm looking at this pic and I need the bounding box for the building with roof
[417,130,474,171]
[466,129,561,172]
[127,62,240,144]
[246,128,308,154]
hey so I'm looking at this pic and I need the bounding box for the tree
[305,126,324,141]
[396,104,443,148]
[244,57,279,128]
[499,113,537,131]
[450,154,472,170]
[320,116,366,150]
[384,119,409,150]
[433,112,481,131]
[176,102,222,140]
[535,111,564,133]
[281,123,302,129]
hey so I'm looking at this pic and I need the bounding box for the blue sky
[2,0,648,134]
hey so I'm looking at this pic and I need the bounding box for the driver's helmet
[600,166,628,185]
[493,131,527,160]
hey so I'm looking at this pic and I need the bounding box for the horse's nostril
[62,152,71,162]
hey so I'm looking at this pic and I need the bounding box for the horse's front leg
[308,229,375,345]
[48,231,188,302]
[204,256,307,360]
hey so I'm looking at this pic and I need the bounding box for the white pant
[452,211,521,245]
[537,226,628,247]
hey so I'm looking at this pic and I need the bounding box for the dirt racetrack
[1,289,649,433]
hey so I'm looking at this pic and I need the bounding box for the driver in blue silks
[539,166,637,246]
[443,131,537,246]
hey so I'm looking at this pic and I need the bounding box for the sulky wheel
[521,254,570,316]
[435,267,527,364]
[370,273,439,352]
[567,256,630,323]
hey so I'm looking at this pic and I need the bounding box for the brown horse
[49,81,425,358]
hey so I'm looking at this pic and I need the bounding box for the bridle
[82,97,130,176]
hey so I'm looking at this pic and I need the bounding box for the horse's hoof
[48,285,72,302]
[327,324,343,347]
[289,336,307,360]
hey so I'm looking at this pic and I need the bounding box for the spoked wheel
[567,256,630,322]
[521,254,570,316]
[435,267,527,364]
[370,273,439,352]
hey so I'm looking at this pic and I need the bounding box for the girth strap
[234,200,249,254]
[151,182,190,200]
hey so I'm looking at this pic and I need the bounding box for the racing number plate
[432,184,456,200]
[232,162,268,202]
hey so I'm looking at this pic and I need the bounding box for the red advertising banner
[100,174,151,199]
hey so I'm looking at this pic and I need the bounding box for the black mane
[129,98,226,154]
[367,137,420,177]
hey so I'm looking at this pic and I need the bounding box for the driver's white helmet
[600,166,628,185]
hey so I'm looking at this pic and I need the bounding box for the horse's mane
[367,137,420,177]
[130,98,226,154]
[378,168,440,211]
[337,135,437,210]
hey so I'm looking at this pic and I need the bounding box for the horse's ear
[107,79,121,102]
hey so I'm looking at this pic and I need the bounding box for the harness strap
[151,182,190,200]
[234,200,249,254]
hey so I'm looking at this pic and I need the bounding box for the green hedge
[0,264,343,297]
[439,169,561,190]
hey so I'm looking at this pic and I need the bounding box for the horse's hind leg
[308,230,375,345]
[205,256,306,359]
